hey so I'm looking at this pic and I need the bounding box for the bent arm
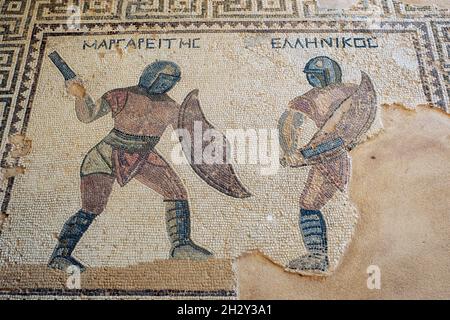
[278,108,309,167]
[75,95,111,124]
[300,93,351,152]
[278,109,303,153]
[65,78,111,124]
[280,105,342,168]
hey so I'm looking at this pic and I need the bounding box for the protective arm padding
[75,95,111,124]
[278,109,304,155]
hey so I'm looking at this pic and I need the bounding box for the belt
[103,128,160,153]
[301,137,344,159]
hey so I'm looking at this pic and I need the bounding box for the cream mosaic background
[0,32,426,273]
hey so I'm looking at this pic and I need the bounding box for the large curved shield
[177,90,251,198]
[335,71,377,149]
[301,71,377,163]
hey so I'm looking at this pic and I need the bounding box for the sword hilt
[48,51,77,81]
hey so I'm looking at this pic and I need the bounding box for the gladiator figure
[48,60,252,272]
[278,56,377,275]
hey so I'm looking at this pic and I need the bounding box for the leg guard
[287,209,329,274]
[165,200,213,260]
[48,209,96,272]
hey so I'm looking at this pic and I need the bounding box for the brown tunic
[81,86,181,186]
[285,76,377,209]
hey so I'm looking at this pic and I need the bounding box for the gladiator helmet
[303,56,342,88]
[138,60,181,95]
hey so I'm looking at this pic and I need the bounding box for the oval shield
[177,89,251,199]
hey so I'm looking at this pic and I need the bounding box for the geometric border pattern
[0,0,449,298]
[431,21,450,101]
[0,288,236,298]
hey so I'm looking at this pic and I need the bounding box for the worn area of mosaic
[0,0,449,299]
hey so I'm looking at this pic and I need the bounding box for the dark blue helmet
[304,56,342,88]
[139,60,181,95]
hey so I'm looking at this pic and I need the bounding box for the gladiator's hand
[280,156,288,168]
[281,153,307,168]
[280,154,297,167]
[65,78,86,98]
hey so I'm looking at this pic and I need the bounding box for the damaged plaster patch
[237,102,450,289]
[317,0,357,10]
[318,0,450,10]
[382,102,450,117]
[233,102,446,277]
[402,0,450,9]
[1,166,26,181]
[0,212,8,231]
[391,49,420,72]
[382,102,418,112]
[0,134,31,182]
[8,134,32,158]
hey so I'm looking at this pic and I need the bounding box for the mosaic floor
[0,0,449,299]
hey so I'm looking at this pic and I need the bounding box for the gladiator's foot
[287,254,329,275]
[48,209,95,273]
[165,200,213,260]
[170,240,213,260]
[48,255,86,272]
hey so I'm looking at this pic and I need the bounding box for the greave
[48,209,96,271]
[164,200,212,259]
[286,208,329,273]
[165,200,191,246]
[300,208,328,257]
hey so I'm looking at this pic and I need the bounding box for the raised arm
[66,79,111,124]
